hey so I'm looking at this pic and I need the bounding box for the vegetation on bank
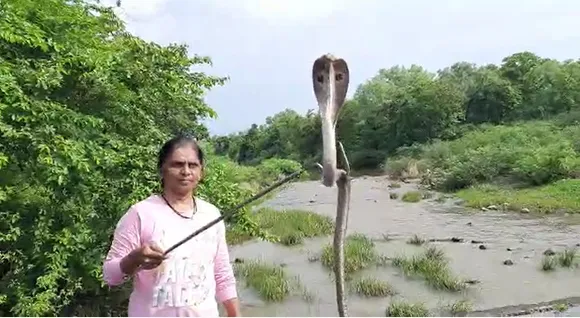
[386,122,580,213]
[226,207,334,246]
[456,179,580,213]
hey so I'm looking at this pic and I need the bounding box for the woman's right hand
[133,242,166,269]
[121,242,166,275]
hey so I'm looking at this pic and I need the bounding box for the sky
[102,0,580,136]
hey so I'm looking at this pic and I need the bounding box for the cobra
[312,54,352,317]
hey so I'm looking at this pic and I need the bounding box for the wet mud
[230,176,580,316]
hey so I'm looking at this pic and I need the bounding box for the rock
[422,192,434,200]
[479,244,487,250]
[429,237,464,243]
[465,279,480,285]
[234,258,244,264]
[308,199,316,203]
[543,248,556,256]
[506,248,513,251]
[481,207,488,211]
[466,222,473,226]
[389,192,398,200]
[307,255,320,262]
[488,205,498,210]
[471,240,484,244]
[503,259,514,266]
[521,208,530,213]
[280,263,287,267]
[374,199,378,203]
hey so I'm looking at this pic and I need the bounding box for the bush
[386,121,580,191]
[350,150,387,171]
[385,157,429,179]
[256,158,308,185]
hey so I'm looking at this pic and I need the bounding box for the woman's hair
[157,135,205,175]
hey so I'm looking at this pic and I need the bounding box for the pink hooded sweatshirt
[102,195,238,317]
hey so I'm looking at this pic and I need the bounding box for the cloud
[93,0,580,136]
[202,0,352,24]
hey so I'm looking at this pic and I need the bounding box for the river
[228,176,580,317]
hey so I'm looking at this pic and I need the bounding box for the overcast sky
[103,0,580,136]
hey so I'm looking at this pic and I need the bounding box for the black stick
[163,169,304,256]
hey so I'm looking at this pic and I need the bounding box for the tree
[0,0,266,315]
[350,65,464,165]
[214,51,580,172]
[465,68,522,124]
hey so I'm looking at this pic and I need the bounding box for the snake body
[312,54,351,317]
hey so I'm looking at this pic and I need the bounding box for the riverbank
[381,121,580,216]
[456,179,580,214]
[228,176,580,317]
[468,296,580,317]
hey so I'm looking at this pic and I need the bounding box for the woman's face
[162,144,202,195]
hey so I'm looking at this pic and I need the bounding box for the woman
[103,135,241,317]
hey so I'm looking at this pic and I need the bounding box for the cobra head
[312,54,350,187]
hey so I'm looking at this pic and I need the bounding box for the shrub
[386,122,580,191]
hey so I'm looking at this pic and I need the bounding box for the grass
[447,300,473,316]
[351,277,395,297]
[233,259,298,302]
[541,248,578,271]
[386,301,429,317]
[557,248,577,267]
[407,234,426,246]
[554,303,569,312]
[226,227,253,246]
[402,191,423,203]
[320,234,382,279]
[541,255,557,271]
[392,246,466,292]
[456,179,580,214]
[226,207,334,245]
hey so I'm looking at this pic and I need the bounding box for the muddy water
[230,176,580,317]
